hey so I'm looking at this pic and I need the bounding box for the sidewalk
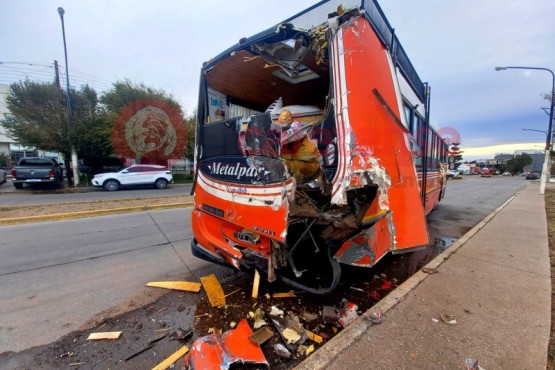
[297,183,551,369]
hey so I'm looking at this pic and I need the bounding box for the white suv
[91,164,173,191]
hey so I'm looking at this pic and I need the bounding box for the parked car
[0,167,6,184]
[446,170,460,178]
[525,173,540,180]
[11,157,64,189]
[91,164,173,191]
[502,172,511,176]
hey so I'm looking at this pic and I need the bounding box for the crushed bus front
[191,1,447,294]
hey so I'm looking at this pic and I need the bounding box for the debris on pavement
[184,319,268,369]
[274,343,292,358]
[299,311,318,323]
[146,281,202,292]
[298,343,315,356]
[123,344,154,362]
[306,330,323,344]
[249,326,274,345]
[169,328,192,341]
[440,313,457,325]
[421,267,438,274]
[272,291,297,298]
[152,345,189,370]
[269,305,284,317]
[86,331,122,340]
[432,318,439,323]
[271,312,308,350]
[200,274,226,307]
[338,301,359,327]
[465,358,485,370]
[322,306,339,324]
[366,307,383,324]
[252,270,261,299]
[253,308,268,329]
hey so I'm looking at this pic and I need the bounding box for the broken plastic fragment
[274,343,291,358]
[440,313,457,325]
[366,308,383,324]
[282,328,301,344]
[183,319,267,370]
[269,306,284,317]
[338,302,359,327]
[253,308,267,329]
[270,312,308,351]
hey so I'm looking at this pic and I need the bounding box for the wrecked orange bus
[191,0,448,294]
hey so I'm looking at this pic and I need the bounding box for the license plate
[26,179,41,182]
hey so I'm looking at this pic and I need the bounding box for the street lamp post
[57,7,79,186]
[496,66,555,194]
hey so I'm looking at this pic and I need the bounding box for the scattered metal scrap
[184,319,268,369]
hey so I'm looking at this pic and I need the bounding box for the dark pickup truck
[11,157,64,189]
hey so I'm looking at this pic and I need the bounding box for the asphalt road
[0,208,212,353]
[0,175,527,354]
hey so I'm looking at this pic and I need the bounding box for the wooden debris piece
[151,345,189,370]
[251,270,261,299]
[249,327,274,345]
[146,281,201,292]
[306,330,323,344]
[200,274,226,307]
[272,292,296,298]
[87,331,122,340]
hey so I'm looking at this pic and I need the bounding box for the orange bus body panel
[333,18,429,251]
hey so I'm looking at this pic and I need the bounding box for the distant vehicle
[447,170,460,178]
[502,172,511,176]
[526,173,540,180]
[11,157,64,189]
[0,167,6,184]
[91,164,173,191]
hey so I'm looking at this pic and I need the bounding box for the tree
[184,114,196,160]
[0,80,102,162]
[506,153,533,174]
[100,80,183,116]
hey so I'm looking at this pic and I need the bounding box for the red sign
[112,99,187,162]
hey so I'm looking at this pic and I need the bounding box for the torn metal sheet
[184,319,268,369]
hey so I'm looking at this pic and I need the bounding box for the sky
[1,0,554,161]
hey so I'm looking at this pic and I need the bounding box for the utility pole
[58,7,79,186]
[54,60,60,88]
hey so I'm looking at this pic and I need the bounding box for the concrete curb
[295,184,528,370]
[0,202,195,225]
